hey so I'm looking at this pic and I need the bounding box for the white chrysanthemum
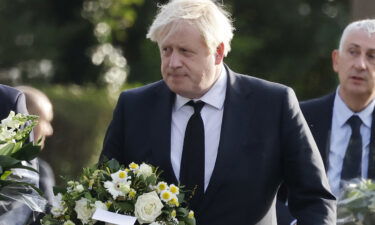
[63,220,75,225]
[51,193,64,217]
[104,181,123,199]
[74,198,95,225]
[169,184,179,195]
[160,190,173,202]
[111,170,129,183]
[156,182,168,193]
[137,163,153,178]
[104,180,131,199]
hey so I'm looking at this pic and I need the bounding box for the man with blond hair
[100,0,336,224]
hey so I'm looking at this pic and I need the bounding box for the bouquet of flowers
[0,111,46,217]
[41,159,196,225]
[337,179,375,225]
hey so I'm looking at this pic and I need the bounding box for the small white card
[92,208,137,225]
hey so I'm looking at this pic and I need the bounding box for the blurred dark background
[0,0,373,184]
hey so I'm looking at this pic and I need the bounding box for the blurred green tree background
[0,0,351,183]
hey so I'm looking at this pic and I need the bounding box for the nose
[354,54,367,70]
[168,51,182,69]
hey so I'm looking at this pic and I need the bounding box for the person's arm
[280,88,336,225]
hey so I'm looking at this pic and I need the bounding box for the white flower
[63,220,75,225]
[51,193,65,217]
[104,180,131,199]
[1,111,20,129]
[156,182,168,193]
[74,198,94,225]
[134,191,163,224]
[160,190,173,202]
[75,184,84,193]
[137,163,153,178]
[111,170,129,183]
[149,222,162,225]
[94,201,108,210]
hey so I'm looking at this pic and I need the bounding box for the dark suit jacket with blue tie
[278,92,375,225]
[300,92,375,179]
[101,66,336,225]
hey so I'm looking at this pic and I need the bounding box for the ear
[332,49,339,73]
[214,43,225,65]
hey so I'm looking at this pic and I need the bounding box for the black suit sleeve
[280,88,336,225]
[100,93,126,164]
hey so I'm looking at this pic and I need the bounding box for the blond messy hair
[146,0,235,56]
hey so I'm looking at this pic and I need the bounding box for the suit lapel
[149,82,178,184]
[305,93,335,168]
[200,67,253,211]
[368,110,375,179]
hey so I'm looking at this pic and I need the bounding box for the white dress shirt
[327,87,375,197]
[170,66,227,191]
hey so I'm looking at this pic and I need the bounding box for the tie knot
[347,115,362,133]
[187,100,205,113]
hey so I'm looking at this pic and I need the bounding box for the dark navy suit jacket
[101,66,336,225]
[278,92,375,224]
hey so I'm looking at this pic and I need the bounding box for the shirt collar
[174,64,227,111]
[334,86,375,128]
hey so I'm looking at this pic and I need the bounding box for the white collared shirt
[327,87,375,197]
[170,65,227,191]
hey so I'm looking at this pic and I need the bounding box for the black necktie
[341,115,363,180]
[180,100,205,210]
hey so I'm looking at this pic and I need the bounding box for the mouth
[349,75,365,82]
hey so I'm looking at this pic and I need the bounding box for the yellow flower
[169,184,179,194]
[188,210,194,219]
[105,201,112,208]
[129,162,139,170]
[171,209,176,218]
[156,182,168,193]
[118,171,127,179]
[160,190,172,202]
[129,189,137,199]
[168,196,179,207]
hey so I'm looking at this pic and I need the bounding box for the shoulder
[0,84,23,103]
[0,84,26,119]
[228,69,293,101]
[300,92,335,114]
[117,80,167,104]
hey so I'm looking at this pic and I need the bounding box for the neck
[339,89,374,112]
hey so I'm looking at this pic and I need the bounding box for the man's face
[159,21,223,99]
[333,28,375,101]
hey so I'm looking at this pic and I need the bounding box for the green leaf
[185,217,196,225]
[0,170,12,180]
[107,159,121,171]
[0,155,20,167]
[53,186,67,195]
[116,201,134,212]
[177,208,188,217]
[0,143,16,156]
[11,143,41,161]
